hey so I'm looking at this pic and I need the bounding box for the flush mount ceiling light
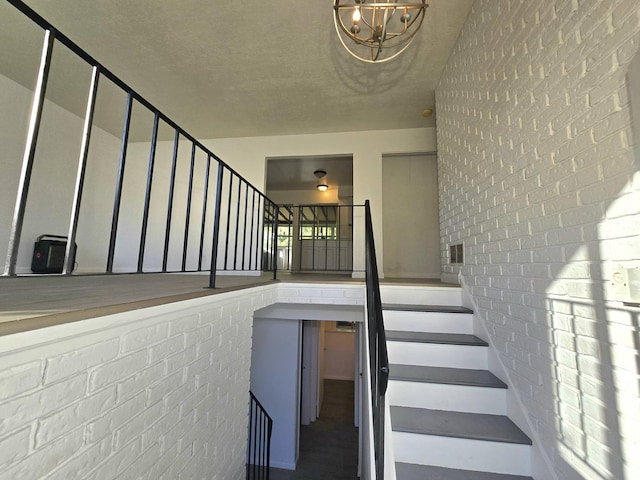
[333,0,429,63]
[313,169,328,191]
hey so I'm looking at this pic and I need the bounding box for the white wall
[0,73,122,274]
[208,128,437,276]
[437,1,640,479]
[249,318,301,470]
[382,154,439,278]
[324,330,356,381]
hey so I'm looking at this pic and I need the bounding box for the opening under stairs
[379,285,534,480]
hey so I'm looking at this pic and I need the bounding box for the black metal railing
[1,0,278,287]
[247,391,273,480]
[271,204,357,273]
[364,199,389,479]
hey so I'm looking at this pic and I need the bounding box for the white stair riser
[387,341,488,370]
[380,286,462,306]
[392,432,531,476]
[387,381,507,415]
[383,311,473,334]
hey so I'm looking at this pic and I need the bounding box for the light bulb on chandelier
[333,0,429,63]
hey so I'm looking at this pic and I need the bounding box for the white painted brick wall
[437,1,640,479]
[0,282,363,479]
[0,285,280,480]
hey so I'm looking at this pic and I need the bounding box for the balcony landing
[0,272,450,336]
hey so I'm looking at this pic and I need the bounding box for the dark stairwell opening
[270,379,359,480]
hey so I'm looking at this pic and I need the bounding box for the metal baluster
[248,189,256,270]
[137,112,159,273]
[3,29,55,277]
[162,130,180,272]
[106,93,133,273]
[197,155,211,271]
[256,195,264,271]
[223,174,234,270]
[182,143,196,272]
[271,203,278,280]
[242,183,249,270]
[208,163,224,288]
[233,178,242,270]
[64,65,100,275]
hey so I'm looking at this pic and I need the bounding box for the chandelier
[333,0,428,63]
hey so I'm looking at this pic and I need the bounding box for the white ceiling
[2,0,474,140]
[266,156,353,192]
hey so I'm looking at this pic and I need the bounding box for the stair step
[396,463,533,480]
[387,340,488,369]
[383,304,473,314]
[386,331,488,346]
[383,309,474,334]
[391,407,531,445]
[380,285,462,307]
[389,364,506,388]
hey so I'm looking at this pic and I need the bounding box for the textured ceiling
[266,156,353,192]
[2,0,474,139]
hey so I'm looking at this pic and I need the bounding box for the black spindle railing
[1,0,278,286]
[247,391,273,480]
[364,199,389,480]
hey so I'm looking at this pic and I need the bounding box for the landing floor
[0,271,451,335]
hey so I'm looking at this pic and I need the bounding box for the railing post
[272,204,278,280]
[137,112,160,273]
[198,155,212,271]
[182,142,196,272]
[162,130,180,272]
[64,65,100,275]
[208,163,224,288]
[3,29,55,277]
[106,92,133,273]
[242,183,249,270]
[257,195,265,271]
[223,174,234,271]
[248,189,256,271]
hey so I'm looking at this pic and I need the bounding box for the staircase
[380,285,534,480]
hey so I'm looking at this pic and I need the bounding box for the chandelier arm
[332,0,428,63]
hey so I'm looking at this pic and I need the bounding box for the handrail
[364,199,389,479]
[2,0,279,286]
[247,391,273,480]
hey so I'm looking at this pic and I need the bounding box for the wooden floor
[0,271,449,335]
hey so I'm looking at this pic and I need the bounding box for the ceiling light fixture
[313,169,327,178]
[317,184,329,192]
[333,0,429,63]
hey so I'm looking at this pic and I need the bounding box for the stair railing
[247,391,273,480]
[2,0,278,287]
[364,199,390,479]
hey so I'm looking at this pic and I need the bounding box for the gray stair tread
[383,304,473,314]
[386,331,488,346]
[391,406,532,445]
[389,364,507,388]
[396,463,533,480]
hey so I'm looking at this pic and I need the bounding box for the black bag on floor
[31,234,76,274]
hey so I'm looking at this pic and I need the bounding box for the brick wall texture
[437,1,640,479]
[0,284,364,479]
[0,287,280,480]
